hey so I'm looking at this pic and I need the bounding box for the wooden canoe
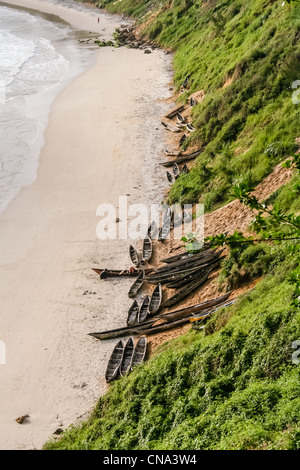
[130,336,147,370]
[145,264,209,285]
[179,134,187,146]
[119,337,134,376]
[138,295,150,323]
[161,269,212,308]
[147,220,158,239]
[149,283,162,315]
[92,267,143,278]
[105,340,124,383]
[127,299,139,326]
[186,123,195,132]
[181,163,189,174]
[159,150,202,167]
[176,112,185,123]
[165,104,184,119]
[173,162,180,177]
[88,319,156,341]
[142,237,152,262]
[166,171,174,184]
[152,250,223,275]
[159,293,232,323]
[129,245,139,267]
[166,258,222,289]
[137,317,190,336]
[128,270,144,298]
[155,248,223,271]
[158,220,170,241]
[160,246,213,264]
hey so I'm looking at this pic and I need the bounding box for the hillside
[45,0,300,450]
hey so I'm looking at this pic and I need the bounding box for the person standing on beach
[98,17,100,23]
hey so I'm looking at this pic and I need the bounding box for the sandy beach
[0,0,172,449]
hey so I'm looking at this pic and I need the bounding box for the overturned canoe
[149,283,162,315]
[128,270,144,298]
[127,299,139,326]
[138,295,150,323]
[161,269,212,308]
[142,236,153,263]
[159,292,232,323]
[119,337,134,376]
[158,220,171,241]
[105,340,124,383]
[131,336,147,370]
[129,245,139,267]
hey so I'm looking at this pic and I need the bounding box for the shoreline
[0,0,172,450]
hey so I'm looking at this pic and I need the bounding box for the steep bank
[44,0,300,450]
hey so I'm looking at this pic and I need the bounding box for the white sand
[0,0,172,449]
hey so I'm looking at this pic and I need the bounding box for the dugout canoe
[88,319,156,341]
[92,267,152,279]
[138,295,150,323]
[161,269,212,308]
[105,340,124,383]
[149,283,162,315]
[142,237,153,263]
[128,270,144,298]
[119,337,134,376]
[130,336,147,370]
[127,299,139,326]
[129,245,139,267]
[159,292,232,322]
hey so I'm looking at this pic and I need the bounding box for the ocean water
[0,4,97,214]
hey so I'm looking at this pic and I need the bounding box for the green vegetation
[50,0,300,451]
[90,0,300,211]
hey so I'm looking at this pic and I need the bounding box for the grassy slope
[47,0,300,450]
